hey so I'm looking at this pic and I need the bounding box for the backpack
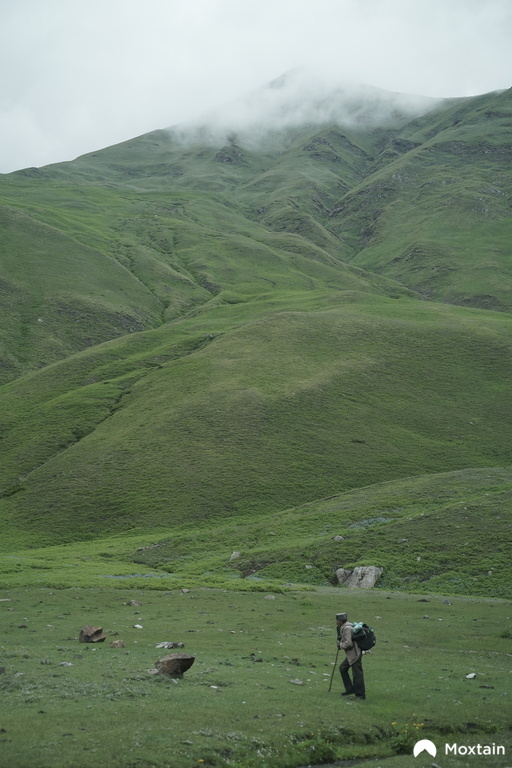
[351,621,376,651]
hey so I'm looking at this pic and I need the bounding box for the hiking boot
[355,694,366,699]
[341,691,354,696]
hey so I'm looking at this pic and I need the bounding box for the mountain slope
[0,79,511,596]
[1,294,511,549]
[328,88,512,309]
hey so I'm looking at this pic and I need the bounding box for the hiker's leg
[339,658,354,692]
[351,658,365,696]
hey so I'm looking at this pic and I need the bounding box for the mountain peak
[171,68,443,146]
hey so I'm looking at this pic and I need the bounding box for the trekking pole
[328,647,340,692]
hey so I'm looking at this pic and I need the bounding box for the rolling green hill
[0,80,510,597]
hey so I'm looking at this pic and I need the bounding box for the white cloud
[0,0,510,173]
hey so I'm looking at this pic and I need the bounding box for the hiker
[336,612,366,699]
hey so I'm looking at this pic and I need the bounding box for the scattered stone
[423,615,430,619]
[442,599,452,605]
[418,598,430,602]
[79,626,106,643]
[332,535,344,541]
[289,679,303,685]
[110,640,125,648]
[229,551,241,561]
[305,565,313,569]
[147,668,159,675]
[155,653,195,678]
[133,624,143,629]
[466,673,477,679]
[155,642,184,649]
[264,595,276,600]
[181,589,190,594]
[59,662,73,667]
[128,600,141,606]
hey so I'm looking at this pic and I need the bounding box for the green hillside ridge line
[1,297,510,553]
[1,466,510,599]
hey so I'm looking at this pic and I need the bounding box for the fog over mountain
[1,0,510,174]
[170,69,444,148]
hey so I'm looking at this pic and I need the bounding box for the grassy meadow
[1,586,510,768]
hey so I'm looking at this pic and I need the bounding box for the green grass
[0,466,510,602]
[1,294,511,552]
[0,586,510,768]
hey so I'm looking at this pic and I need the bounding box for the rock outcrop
[335,565,383,588]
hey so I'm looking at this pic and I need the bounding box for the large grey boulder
[336,566,383,588]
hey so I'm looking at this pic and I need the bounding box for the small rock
[332,535,344,541]
[423,615,430,619]
[181,589,190,594]
[133,624,143,629]
[59,662,73,667]
[466,673,477,679]
[110,640,125,648]
[128,600,141,606]
[79,626,106,643]
[289,679,303,685]
[264,595,276,600]
[229,551,241,561]
[155,642,184,649]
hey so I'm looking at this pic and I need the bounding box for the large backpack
[351,621,376,651]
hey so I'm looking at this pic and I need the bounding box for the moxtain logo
[413,739,437,758]
[413,739,506,758]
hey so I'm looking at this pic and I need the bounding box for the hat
[336,612,347,622]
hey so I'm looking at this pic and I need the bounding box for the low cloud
[169,68,442,149]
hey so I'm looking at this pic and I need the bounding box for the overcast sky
[0,0,510,173]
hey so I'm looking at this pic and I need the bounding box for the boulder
[335,568,352,585]
[155,653,195,678]
[79,626,106,643]
[336,566,383,588]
